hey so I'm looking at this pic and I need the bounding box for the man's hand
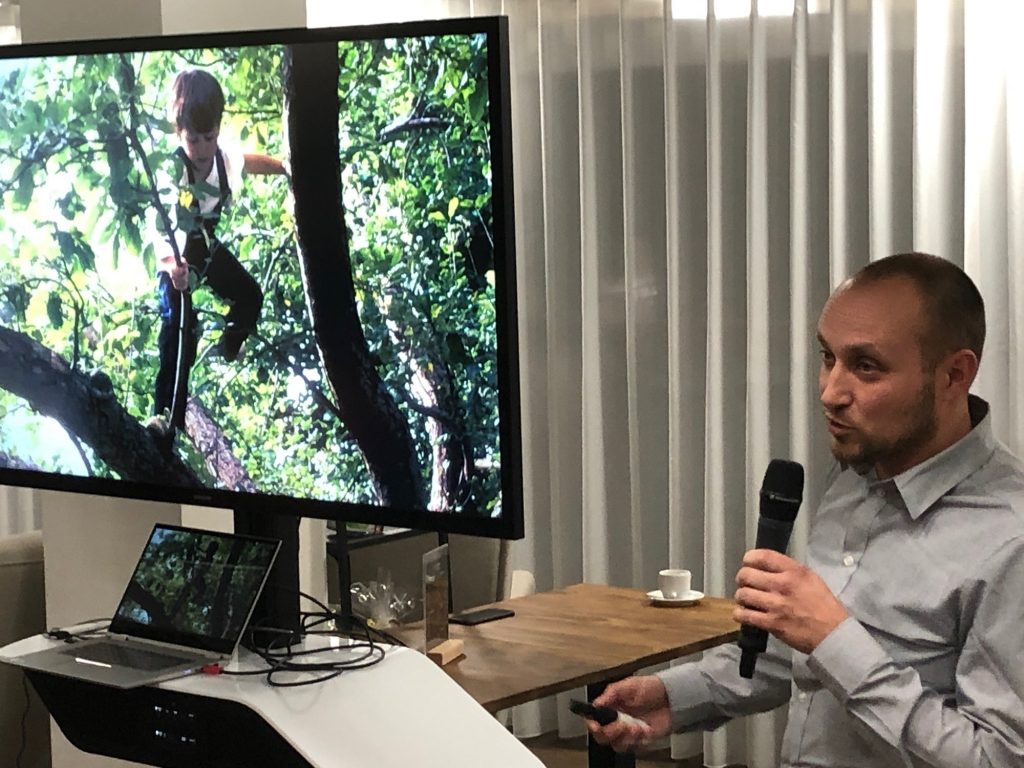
[734,549,848,654]
[584,676,668,753]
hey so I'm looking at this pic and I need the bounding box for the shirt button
[842,554,855,567]
[797,691,808,701]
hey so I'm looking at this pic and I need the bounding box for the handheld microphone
[738,459,804,679]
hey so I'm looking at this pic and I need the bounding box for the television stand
[233,511,301,649]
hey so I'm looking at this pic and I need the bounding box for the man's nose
[820,365,852,408]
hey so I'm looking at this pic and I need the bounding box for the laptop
[11,523,280,689]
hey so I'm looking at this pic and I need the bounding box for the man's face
[179,126,220,178]
[816,277,939,479]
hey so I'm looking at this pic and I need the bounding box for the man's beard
[829,380,938,474]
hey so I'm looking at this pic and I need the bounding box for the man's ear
[942,349,979,396]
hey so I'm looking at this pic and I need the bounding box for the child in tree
[151,69,287,441]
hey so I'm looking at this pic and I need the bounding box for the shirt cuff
[806,616,889,704]
[654,663,723,731]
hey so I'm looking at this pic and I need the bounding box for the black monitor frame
[0,16,523,544]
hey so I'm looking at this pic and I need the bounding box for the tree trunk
[391,321,472,513]
[185,397,257,493]
[282,43,423,509]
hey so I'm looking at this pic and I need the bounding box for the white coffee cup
[658,568,692,599]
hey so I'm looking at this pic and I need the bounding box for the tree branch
[0,325,203,486]
[119,53,182,265]
[0,450,42,471]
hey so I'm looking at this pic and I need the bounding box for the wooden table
[395,583,738,767]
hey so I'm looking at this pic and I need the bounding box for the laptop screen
[108,524,280,655]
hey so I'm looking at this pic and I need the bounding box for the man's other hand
[734,549,849,654]
[585,676,668,753]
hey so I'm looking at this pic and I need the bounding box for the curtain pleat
[746,2,772,545]
[913,0,964,259]
[665,2,710,597]
[537,0,585,594]
[963,0,1010,435]
[621,0,671,588]
[578,0,629,585]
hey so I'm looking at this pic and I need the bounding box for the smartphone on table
[449,607,515,626]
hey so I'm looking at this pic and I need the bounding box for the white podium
[2,632,542,768]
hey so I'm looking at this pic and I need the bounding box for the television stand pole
[234,511,301,649]
[331,522,356,632]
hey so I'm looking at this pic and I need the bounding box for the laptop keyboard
[61,642,198,671]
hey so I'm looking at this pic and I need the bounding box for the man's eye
[857,359,879,373]
[819,349,835,366]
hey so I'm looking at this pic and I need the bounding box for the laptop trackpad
[61,642,197,671]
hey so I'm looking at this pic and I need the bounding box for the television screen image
[0,19,522,538]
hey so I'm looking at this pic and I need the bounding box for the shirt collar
[869,395,996,520]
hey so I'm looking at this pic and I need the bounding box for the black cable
[221,593,395,688]
[45,618,111,643]
[298,590,407,647]
[343,611,408,648]
[16,671,29,768]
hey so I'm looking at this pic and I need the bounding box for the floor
[522,733,723,768]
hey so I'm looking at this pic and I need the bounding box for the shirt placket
[831,484,888,596]
[788,484,888,766]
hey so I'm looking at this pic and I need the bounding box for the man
[589,253,1024,765]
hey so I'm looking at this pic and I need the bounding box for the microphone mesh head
[760,459,804,521]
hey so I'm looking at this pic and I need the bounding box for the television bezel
[0,16,523,541]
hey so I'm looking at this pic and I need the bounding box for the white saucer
[646,589,704,607]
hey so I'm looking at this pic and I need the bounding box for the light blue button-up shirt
[657,396,1024,766]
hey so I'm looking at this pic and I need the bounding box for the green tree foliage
[0,32,501,517]
[339,33,501,515]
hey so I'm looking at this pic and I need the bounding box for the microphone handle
[753,516,795,553]
[737,517,795,678]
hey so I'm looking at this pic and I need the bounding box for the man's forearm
[656,639,792,732]
[809,617,1024,766]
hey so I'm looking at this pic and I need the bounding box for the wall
[20,0,161,42]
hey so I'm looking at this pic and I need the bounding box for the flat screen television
[0,17,522,548]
